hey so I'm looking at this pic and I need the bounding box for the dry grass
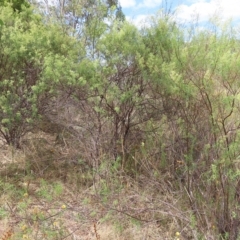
[0,133,198,240]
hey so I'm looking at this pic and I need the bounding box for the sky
[119,0,240,27]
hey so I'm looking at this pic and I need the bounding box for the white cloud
[126,14,152,28]
[123,0,240,29]
[119,0,137,8]
[120,0,162,9]
[138,0,162,8]
[220,0,240,19]
[176,0,240,23]
[176,1,217,22]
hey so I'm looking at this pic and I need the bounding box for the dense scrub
[1,1,240,239]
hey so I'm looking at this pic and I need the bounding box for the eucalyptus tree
[0,0,30,12]
[35,0,124,58]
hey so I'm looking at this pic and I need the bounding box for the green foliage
[0,206,8,219]
[0,0,30,12]
[0,5,81,147]
[37,179,64,201]
[2,1,240,238]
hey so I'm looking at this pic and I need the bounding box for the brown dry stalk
[0,226,13,240]
[93,222,100,240]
